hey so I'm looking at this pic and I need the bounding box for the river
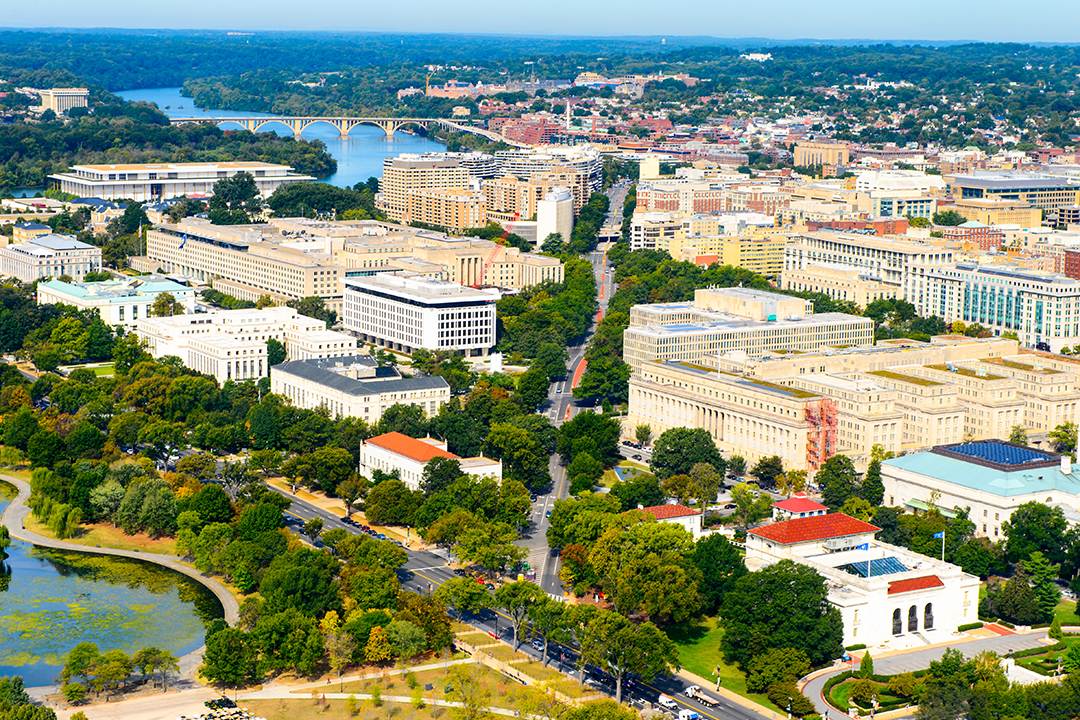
[0,482,223,687]
[116,87,448,188]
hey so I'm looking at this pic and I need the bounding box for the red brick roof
[642,503,699,520]
[366,432,458,464]
[773,494,829,514]
[750,513,879,545]
[888,576,945,595]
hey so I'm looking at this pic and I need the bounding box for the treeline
[496,258,597,357]
[0,102,335,192]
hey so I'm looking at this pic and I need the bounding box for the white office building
[270,355,450,423]
[136,306,355,384]
[37,278,195,327]
[536,188,574,244]
[0,234,102,283]
[342,273,499,356]
[49,162,315,202]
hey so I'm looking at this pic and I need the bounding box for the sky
[2,0,1079,42]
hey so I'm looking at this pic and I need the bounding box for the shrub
[887,672,921,699]
[998,620,1015,629]
[62,682,86,704]
[849,678,877,706]
[370,685,382,706]
[766,682,815,717]
[1050,616,1064,639]
[845,643,867,651]
[858,650,874,679]
[957,622,984,632]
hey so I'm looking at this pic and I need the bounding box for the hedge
[957,622,984,632]
[1012,641,1067,658]
[823,673,915,713]
[845,643,868,651]
[998,620,1015,629]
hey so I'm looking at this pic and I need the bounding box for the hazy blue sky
[4,0,1079,42]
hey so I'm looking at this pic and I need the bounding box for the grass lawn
[829,679,906,712]
[512,661,569,686]
[482,645,531,663]
[335,664,511,696]
[245,697,479,720]
[600,469,618,488]
[456,633,497,646]
[663,617,781,714]
[24,514,178,555]
[1055,599,1080,627]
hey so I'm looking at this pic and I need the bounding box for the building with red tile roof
[640,503,702,539]
[360,432,501,490]
[772,492,829,521]
[745,512,980,651]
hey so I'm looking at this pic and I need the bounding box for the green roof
[981,358,1061,375]
[868,370,944,387]
[926,364,1004,380]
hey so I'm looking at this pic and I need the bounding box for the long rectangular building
[0,234,102,283]
[50,162,314,202]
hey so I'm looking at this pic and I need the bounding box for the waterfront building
[35,88,89,115]
[37,277,195,327]
[49,162,314,202]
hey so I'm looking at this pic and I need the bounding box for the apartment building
[270,354,449,423]
[404,188,486,231]
[0,234,102,283]
[918,262,1080,352]
[342,273,499,356]
[483,168,591,217]
[623,287,873,371]
[136,306,355,384]
[378,156,472,222]
[37,277,195,327]
[684,236,789,277]
[493,147,603,192]
[49,162,313,202]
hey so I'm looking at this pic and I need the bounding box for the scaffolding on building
[806,398,838,471]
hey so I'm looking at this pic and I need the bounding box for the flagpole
[941,533,945,562]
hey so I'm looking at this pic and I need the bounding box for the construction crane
[473,212,519,287]
[425,69,436,94]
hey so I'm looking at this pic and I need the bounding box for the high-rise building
[536,189,574,244]
[376,156,472,222]
[36,88,89,115]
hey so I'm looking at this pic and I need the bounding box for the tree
[1026,551,1061,622]
[1050,421,1078,455]
[89,481,125,526]
[693,534,747,614]
[745,647,811,693]
[1009,425,1028,446]
[727,455,747,476]
[139,421,186,470]
[515,367,550,412]
[1003,501,1070,564]
[650,427,724,480]
[132,647,179,692]
[494,580,545,650]
[750,455,785,489]
[286,296,337,326]
[775,470,807,497]
[818,455,860,509]
[729,482,773,532]
[434,577,489,620]
[337,475,366,518]
[208,172,263,225]
[385,620,426,660]
[580,610,678,704]
[364,626,393,663]
[859,649,875,679]
[634,424,652,447]
[720,559,844,668]
[149,292,185,317]
[266,338,287,366]
[862,459,885,506]
[202,628,254,687]
[325,630,356,686]
[303,517,324,544]
[63,642,101,688]
[528,598,571,666]
[27,430,65,468]
[932,209,968,226]
[420,457,464,497]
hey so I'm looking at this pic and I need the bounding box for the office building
[536,189,574,244]
[792,140,850,168]
[947,171,1080,211]
[378,156,473,222]
[342,273,499,356]
[360,431,502,491]
[12,222,52,244]
[952,198,1042,228]
[747,513,979,649]
[49,162,314,203]
[781,262,901,307]
[36,88,89,115]
[37,277,195,327]
[623,287,874,371]
[271,355,449,423]
[882,441,1080,539]
[136,306,355,384]
[0,234,102,283]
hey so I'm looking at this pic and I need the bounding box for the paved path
[802,631,1050,720]
[0,474,240,690]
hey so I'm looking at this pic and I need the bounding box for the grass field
[482,644,531,663]
[24,514,178,555]
[829,679,906,712]
[663,617,781,714]
[1055,599,1080,627]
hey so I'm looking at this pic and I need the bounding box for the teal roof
[884,452,1080,498]
[40,279,190,304]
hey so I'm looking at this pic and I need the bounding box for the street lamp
[787,696,792,719]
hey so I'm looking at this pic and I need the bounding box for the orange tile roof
[750,513,879,545]
[774,495,829,513]
[888,576,945,595]
[642,503,699,520]
[366,432,458,464]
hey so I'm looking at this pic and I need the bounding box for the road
[270,487,770,720]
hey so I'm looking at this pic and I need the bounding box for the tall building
[404,188,486,232]
[536,189,574,244]
[36,88,89,115]
[377,156,473,222]
[49,162,313,203]
[342,273,499,356]
[0,234,102,283]
[492,148,603,192]
[793,140,850,167]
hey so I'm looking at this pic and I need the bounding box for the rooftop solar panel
[949,442,1050,466]
[841,556,909,578]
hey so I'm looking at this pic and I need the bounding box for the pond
[0,481,224,687]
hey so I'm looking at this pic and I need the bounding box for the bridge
[170,115,529,146]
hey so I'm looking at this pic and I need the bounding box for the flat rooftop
[70,161,292,171]
[630,312,870,338]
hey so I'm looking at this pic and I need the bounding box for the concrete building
[404,188,486,231]
[0,234,102,283]
[536,189,574,244]
[882,441,1080,539]
[492,147,603,193]
[952,198,1042,228]
[49,162,314,203]
[342,273,499,356]
[623,287,874,371]
[793,140,850,168]
[918,262,1080,352]
[640,504,703,539]
[136,306,355,384]
[781,262,901,307]
[360,431,502,491]
[747,513,980,649]
[36,88,89,115]
[947,171,1080,211]
[377,156,472,223]
[483,168,591,217]
[37,277,195,327]
[12,222,52,244]
[271,355,449,423]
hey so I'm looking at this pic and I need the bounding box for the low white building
[747,513,980,649]
[0,234,102,283]
[271,355,449,423]
[342,273,499,357]
[360,431,502,491]
[136,306,355,384]
[37,277,195,327]
[641,503,703,539]
[772,492,828,521]
[882,440,1080,540]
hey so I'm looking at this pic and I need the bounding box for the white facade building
[0,234,102,283]
[342,273,499,356]
[641,504,703,540]
[271,355,450,423]
[49,162,315,202]
[360,431,502,491]
[747,513,980,649]
[136,306,355,384]
[536,188,574,244]
[37,278,195,327]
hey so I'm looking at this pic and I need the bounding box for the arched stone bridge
[170,116,528,146]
